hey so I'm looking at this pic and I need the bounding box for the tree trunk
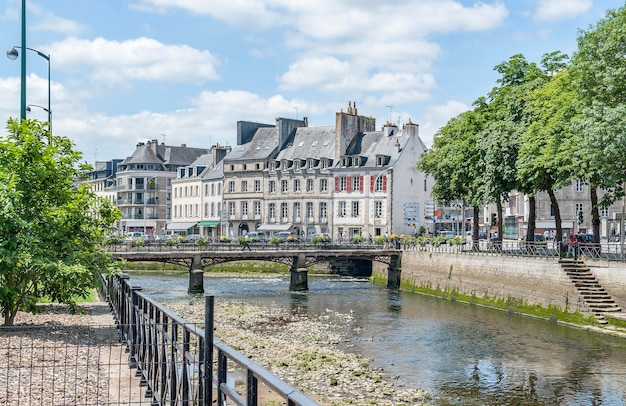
[473,205,480,250]
[496,200,503,242]
[526,195,536,242]
[590,186,601,245]
[547,188,562,242]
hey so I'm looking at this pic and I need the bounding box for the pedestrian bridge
[107,242,402,292]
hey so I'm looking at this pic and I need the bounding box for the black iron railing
[104,273,317,405]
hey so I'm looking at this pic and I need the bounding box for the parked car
[246,231,267,241]
[184,234,203,242]
[275,231,295,239]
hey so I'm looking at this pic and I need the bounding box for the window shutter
[359,176,364,192]
[347,176,352,192]
[382,175,387,192]
[370,176,375,192]
[334,177,339,192]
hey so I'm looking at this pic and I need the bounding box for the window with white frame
[281,202,288,219]
[241,181,248,192]
[374,201,383,217]
[211,203,215,217]
[269,180,276,193]
[254,180,261,192]
[241,201,248,217]
[294,179,301,192]
[281,180,288,193]
[306,178,314,192]
[576,180,584,192]
[375,176,384,192]
[339,176,347,192]
[204,203,208,217]
[352,176,360,192]
[228,202,235,216]
[269,203,276,219]
[253,201,261,217]
[306,202,314,219]
[320,179,328,192]
[339,201,346,217]
[228,181,235,193]
[352,201,359,217]
[294,202,301,219]
[319,202,327,220]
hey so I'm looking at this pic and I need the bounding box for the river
[129,272,626,405]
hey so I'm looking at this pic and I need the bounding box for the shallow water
[130,272,626,405]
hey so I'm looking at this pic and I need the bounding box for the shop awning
[197,220,220,227]
[123,220,147,227]
[257,223,292,232]
[165,222,197,231]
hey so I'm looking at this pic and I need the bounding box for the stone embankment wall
[373,251,626,314]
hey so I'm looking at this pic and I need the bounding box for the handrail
[103,273,318,405]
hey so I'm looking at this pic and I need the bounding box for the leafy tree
[572,4,626,241]
[0,119,120,326]
[417,106,485,248]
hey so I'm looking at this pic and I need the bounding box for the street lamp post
[372,166,393,238]
[7,45,51,134]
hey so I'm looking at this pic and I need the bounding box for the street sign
[404,217,416,221]
[403,210,418,216]
[405,222,418,227]
[404,202,419,208]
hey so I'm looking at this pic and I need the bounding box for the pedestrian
[567,234,577,258]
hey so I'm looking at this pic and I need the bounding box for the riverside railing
[104,273,317,406]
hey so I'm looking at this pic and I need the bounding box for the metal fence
[106,273,318,406]
[0,320,144,405]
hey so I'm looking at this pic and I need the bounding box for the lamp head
[6,47,19,60]
[25,106,31,113]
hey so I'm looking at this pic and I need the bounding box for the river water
[130,272,626,405]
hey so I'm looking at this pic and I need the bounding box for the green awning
[197,220,220,227]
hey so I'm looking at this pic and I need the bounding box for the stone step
[564,268,591,273]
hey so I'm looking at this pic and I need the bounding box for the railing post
[128,282,142,369]
[204,295,214,405]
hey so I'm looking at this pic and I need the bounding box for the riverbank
[162,294,431,405]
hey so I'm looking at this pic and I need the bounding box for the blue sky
[0,0,623,162]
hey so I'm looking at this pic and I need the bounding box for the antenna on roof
[160,133,166,144]
[385,105,393,123]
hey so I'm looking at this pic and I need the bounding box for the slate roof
[120,142,210,169]
[224,128,278,161]
[275,126,336,161]
[345,129,407,168]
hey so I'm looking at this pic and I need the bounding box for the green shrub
[219,236,230,243]
[352,235,364,244]
[374,236,386,245]
[270,237,284,245]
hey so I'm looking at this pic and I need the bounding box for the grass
[39,288,97,304]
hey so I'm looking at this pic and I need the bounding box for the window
[306,178,314,192]
[319,202,327,220]
[269,180,276,193]
[294,202,301,219]
[241,181,248,192]
[352,176,360,192]
[204,203,208,217]
[375,176,386,192]
[424,179,427,192]
[254,201,261,217]
[351,201,359,217]
[217,183,221,195]
[576,203,583,216]
[269,203,276,219]
[281,180,288,193]
[256,163,261,170]
[576,180,584,192]
[211,203,215,217]
[374,201,383,218]
[320,179,328,192]
[228,181,235,193]
[195,185,198,196]
[228,202,235,216]
[339,176,347,192]
[243,164,247,171]
[321,160,327,169]
[306,202,314,219]
[294,179,301,192]
[204,184,208,196]
[339,201,346,217]
[230,165,234,171]
[241,201,248,217]
[601,207,609,218]
[281,202,288,219]
[254,180,261,192]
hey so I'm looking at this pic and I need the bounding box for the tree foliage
[0,119,121,326]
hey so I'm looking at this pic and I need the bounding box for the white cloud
[419,100,471,147]
[46,37,220,85]
[534,0,592,22]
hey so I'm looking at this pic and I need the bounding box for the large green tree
[0,119,120,326]
[572,4,626,241]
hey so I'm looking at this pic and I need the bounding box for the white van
[247,231,267,241]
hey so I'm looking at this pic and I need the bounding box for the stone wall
[372,251,620,314]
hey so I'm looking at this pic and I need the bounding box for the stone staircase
[559,258,622,325]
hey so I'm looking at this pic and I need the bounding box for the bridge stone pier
[189,255,204,293]
[290,253,309,291]
[387,255,402,289]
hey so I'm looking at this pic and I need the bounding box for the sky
[0,0,624,163]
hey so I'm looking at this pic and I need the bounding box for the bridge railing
[104,273,318,405]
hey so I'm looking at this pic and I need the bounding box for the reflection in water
[130,272,626,405]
